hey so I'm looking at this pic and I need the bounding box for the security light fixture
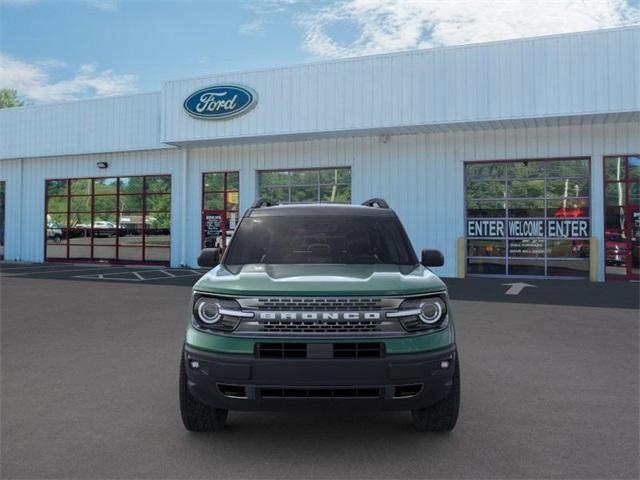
[97,162,108,169]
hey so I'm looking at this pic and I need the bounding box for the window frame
[464,157,592,278]
[44,174,171,264]
[257,167,351,204]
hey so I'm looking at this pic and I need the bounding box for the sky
[1,0,639,104]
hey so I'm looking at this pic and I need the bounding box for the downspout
[181,148,188,267]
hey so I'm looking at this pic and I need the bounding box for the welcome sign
[467,219,590,238]
[184,84,257,119]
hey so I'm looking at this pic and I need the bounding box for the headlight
[192,294,253,331]
[418,297,446,324]
[195,298,221,324]
[387,294,448,331]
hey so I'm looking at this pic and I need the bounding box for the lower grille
[255,342,385,359]
[260,387,381,398]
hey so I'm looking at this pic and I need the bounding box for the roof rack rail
[361,197,389,209]
[250,198,278,209]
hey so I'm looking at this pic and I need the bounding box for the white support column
[591,155,605,281]
[240,167,256,214]
[180,148,188,267]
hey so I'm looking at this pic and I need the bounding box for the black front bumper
[183,343,457,411]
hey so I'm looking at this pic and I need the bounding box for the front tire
[411,355,460,432]
[179,349,228,432]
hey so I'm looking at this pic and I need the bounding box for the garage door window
[465,159,591,277]
[45,175,171,263]
[258,168,351,204]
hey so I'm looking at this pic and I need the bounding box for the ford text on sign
[184,85,257,119]
[467,219,589,238]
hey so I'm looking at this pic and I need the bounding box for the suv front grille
[237,297,402,311]
[260,387,381,398]
[260,319,380,333]
[256,342,384,359]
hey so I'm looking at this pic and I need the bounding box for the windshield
[223,214,418,266]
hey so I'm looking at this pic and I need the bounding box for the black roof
[247,203,396,217]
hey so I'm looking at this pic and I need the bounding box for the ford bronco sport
[180,198,460,432]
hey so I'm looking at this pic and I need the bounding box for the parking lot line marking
[0,266,134,276]
[133,272,145,280]
[160,270,176,277]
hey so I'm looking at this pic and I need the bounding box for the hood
[193,264,446,296]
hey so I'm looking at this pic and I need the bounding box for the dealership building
[0,26,638,281]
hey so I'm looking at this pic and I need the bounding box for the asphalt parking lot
[1,263,638,479]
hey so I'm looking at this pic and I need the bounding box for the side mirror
[421,249,444,267]
[198,248,221,268]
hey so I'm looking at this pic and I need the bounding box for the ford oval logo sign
[183,84,257,120]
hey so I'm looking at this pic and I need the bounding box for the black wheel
[411,355,460,432]
[179,350,228,432]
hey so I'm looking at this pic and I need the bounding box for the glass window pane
[546,159,589,178]
[547,260,589,277]
[93,177,117,194]
[630,183,639,205]
[226,191,239,211]
[466,200,505,218]
[118,247,143,261]
[145,176,171,193]
[92,229,117,245]
[70,179,91,195]
[119,177,143,194]
[70,196,91,212]
[467,258,505,275]
[466,163,505,180]
[46,243,67,258]
[46,226,66,244]
[260,187,289,203]
[94,195,117,212]
[68,228,91,244]
[47,180,67,196]
[508,200,545,218]
[466,181,505,199]
[546,178,589,198]
[47,196,68,213]
[629,156,640,180]
[508,239,544,257]
[69,213,91,229]
[605,157,626,181]
[204,173,224,192]
[507,179,545,198]
[506,161,545,178]
[144,247,170,262]
[260,171,290,186]
[93,248,116,260]
[118,230,143,247]
[204,193,224,210]
[547,240,589,258]
[604,207,627,233]
[320,185,351,203]
[145,194,171,212]
[69,245,91,259]
[508,258,544,276]
[336,168,351,183]
[290,186,318,203]
[467,240,506,257]
[227,172,239,190]
[93,213,117,227]
[605,183,626,206]
[144,230,171,246]
[291,170,318,185]
[119,194,143,212]
[547,198,589,218]
[146,213,170,229]
[46,213,68,229]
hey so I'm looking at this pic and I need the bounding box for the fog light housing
[189,360,200,369]
[440,360,450,369]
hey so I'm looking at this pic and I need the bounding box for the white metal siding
[0,92,168,160]
[180,121,639,278]
[162,27,640,145]
[1,121,637,278]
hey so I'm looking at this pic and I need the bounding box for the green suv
[180,198,460,432]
